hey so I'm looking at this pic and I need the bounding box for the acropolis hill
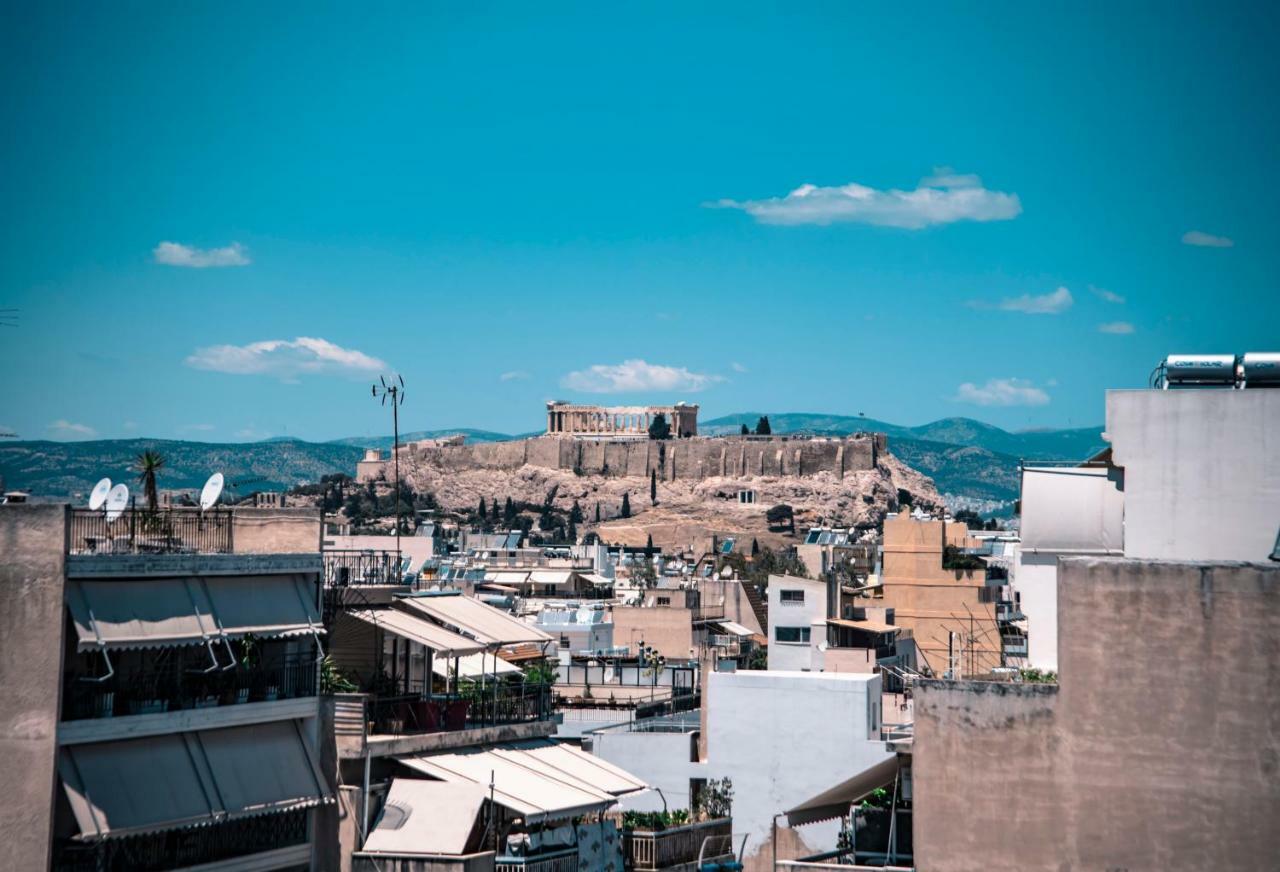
[356,404,942,550]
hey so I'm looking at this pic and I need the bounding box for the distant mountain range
[1,414,1104,505]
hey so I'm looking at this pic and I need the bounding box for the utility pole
[372,375,406,575]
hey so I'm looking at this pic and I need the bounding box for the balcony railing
[365,682,554,736]
[325,549,407,586]
[496,846,578,872]
[354,851,497,872]
[68,507,232,555]
[624,818,733,871]
[62,654,317,721]
[53,807,309,872]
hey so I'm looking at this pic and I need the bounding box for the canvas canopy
[1020,466,1125,554]
[785,755,899,826]
[528,570,574,586]
[432,651,523,679]
[396,594,551,647]
[58,719,331,840]
[713,621,754,637]
[65,574,322,652]
[826,618,898,635]
[362,779,486,856]
[346,608,485,657]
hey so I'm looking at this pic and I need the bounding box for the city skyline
[3,3,1277,442]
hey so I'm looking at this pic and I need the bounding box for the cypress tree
[621,493,631,518]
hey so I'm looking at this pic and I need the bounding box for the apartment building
[1,502,332,872]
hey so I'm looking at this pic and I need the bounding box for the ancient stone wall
[375,435,882,483]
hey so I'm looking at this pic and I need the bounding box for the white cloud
[707,170,1021,229]
[561,359,724,394]
[122,421,137,431]
[1182,230,1233,248]
[1098,321,1135,335]
[500,370,531,382]
[48,419,97,438]
[185,336,387,380]
[953,378,1050,407]
[731,362,748,373]
[181,423,216,432]
[1090,285,1125,304]
[970,285,1074,315]
[153,241,250,267]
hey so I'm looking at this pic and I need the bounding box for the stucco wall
[0,504,68,871]
[766,575,826,671]
[589,729,702,812]
[1010,552,1058,671]
[913,557,1280,871]
[610,607,695,659]
[232,506,322,554]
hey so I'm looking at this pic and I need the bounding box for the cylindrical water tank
[1164,354,1237,384]
[1241,352,1280,385]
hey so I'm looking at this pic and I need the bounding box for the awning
[346,608,485,657]
[398,739,646,823]
[582,573,614,586]
[485,570,531,586]
[362,779,485,856]
[66,575,322,652]
[713,621,754,637]
[433,651,523,680]
[785,755,899,827]
[59,719,332,840]
[396,594,552,646]
[1020,466,1124,553]
[528,570,573,586]
[827,618,898,635]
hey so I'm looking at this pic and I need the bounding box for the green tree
[568,518,578,542]
[477,497,487,520]
[646,533,654,555]
[503,496,516,526]
[570,500,584,524]
[650,469,657,505]
[620,493,631,518]
[754,416,771,436]
[740,424,750,435]
[751,538,760,557]
[647,412,672,440]
[133,449,166,513]
[595,502,601,523]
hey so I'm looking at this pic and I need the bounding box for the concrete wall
[766,575,826,671]
[1010,552,1058,671]
[1108,389,1280,561]
[588,728,702,812]
[912,557,1280,871]
[232,506,323,554]
[706,670,890,872]
[610,607,694,659]
[0,504,69,871]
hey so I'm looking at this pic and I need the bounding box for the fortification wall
[380,435,882,482]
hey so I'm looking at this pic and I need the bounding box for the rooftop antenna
[104,483,129,523]
[200,472,225,511]
[372,373,406,576]
[88,478,112,511]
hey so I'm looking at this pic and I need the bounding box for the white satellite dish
[105,484,129,522]
[88,478,112,511]
[200,473,224,511]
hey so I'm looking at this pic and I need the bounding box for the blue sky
[2,2,1277,442]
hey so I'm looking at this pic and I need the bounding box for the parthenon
[545,401,698,438]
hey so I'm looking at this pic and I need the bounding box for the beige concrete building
[877,514,1002,676]
[546,401,699,438]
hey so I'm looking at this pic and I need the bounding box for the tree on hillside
[646,533,654,555]
[650,469,657,505]
[594,502,601,523]
[477,497,487,521]
[751,538,760,557]
[570,500,583,524]
[766,503,794,532]
[740,424,750,435]
[621,493,631,519]
[754,416,771,436]
[568,518,578,543]
[647,413,672,440]
[503,496,517,526]
[491,498,501,524]
[134,450,166,513]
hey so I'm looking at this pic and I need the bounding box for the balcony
[325,548,408,586]
[53,807,309,872]
[62,648,316,723]
[355,851,496,872]
[68,508,232,555]
[1001,633,1029,657]
[623,818,733,871]
[497,846,579,872]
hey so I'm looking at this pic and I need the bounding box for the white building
[766,574,827,671]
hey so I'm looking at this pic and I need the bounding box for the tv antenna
[104,484,129,523]
[200,473,225,511]
[372,374,406,575]
[88,478,113,511]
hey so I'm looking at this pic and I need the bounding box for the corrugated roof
[397,595,552,646]
[347,608,485,657]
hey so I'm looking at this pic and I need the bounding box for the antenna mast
[372,374,406,576]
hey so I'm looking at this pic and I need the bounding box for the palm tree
[134,449,165,513]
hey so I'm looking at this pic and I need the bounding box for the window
[780,589,805,605]
[656,596,671,606]
[775,626,811,644]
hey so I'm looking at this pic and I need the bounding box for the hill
[327,429,517,450]
[0,438,363,499]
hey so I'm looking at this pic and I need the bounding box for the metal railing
[366,682,554,736]
[62,653,316,721]
[68,507,232,555]
[624,818,732,871]
[325,549,407,586]
[497,846,579,872]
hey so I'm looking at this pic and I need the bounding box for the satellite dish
[105,484,129,522]
[88,478,112,511]
[200,473,224,511]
